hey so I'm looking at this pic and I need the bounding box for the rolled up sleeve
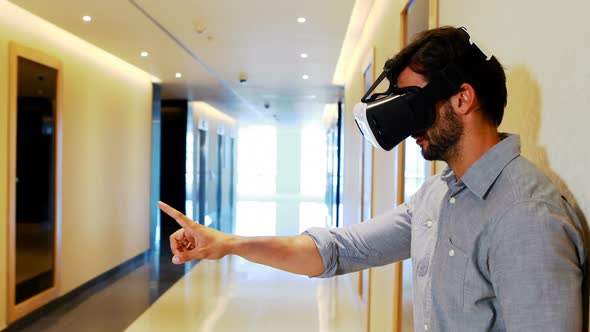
[303,203,413,278]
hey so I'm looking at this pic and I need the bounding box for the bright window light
[300,124,327,197]
[299,202,328,233]
[235,202,276,236]
[236,125,277,195]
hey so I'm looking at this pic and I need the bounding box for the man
[159,27,586,331]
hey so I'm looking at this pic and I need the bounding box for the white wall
[439,0,590,232]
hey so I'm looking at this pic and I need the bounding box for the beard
[419,101,463,162]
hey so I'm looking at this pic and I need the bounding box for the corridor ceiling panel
[9,0,356,125]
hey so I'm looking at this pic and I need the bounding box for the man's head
[391,26,507,127]
[353,27,507,158]
[392,27,507,161]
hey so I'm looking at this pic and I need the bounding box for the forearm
[229,234,325,277]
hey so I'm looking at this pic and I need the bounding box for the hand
[158,201,236,264]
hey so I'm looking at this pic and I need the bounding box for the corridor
[126,257,364,332]
[3,0,590,331]
[8,252,365,332]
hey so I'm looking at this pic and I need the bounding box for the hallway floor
[8,253,365,332]
[126,256,365,332]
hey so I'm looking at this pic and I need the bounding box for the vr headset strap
[361,59,397,103]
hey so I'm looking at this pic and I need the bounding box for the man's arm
[302,205,412,278]
[159,201,325,277]
[489,200,585,331]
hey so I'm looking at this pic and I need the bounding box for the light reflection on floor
[125,256,365,332]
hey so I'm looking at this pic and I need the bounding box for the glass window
[300,124,327,197]
[298,202,328,233]
[236,126,277,195]
[404,141,428,202]
[235,201,276,236]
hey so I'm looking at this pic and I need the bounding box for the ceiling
[9,0,357,126]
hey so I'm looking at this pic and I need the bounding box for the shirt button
[449,197,456,204]
[426,220,433,228]
[424,324,429,331]
[449,249,455,257]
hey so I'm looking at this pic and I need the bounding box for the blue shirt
[304,134,586,331]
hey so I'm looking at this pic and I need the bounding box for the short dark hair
[389,26,507,126]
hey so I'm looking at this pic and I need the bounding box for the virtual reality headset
[353,27,493,151]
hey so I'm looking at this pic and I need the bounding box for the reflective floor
[9,253,365,332]
[7,252,188,332]
[126,256,365,332]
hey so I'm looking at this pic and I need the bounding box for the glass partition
[197,128,208,225]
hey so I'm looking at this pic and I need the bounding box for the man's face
[396,67,464,161]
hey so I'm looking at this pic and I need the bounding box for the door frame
[359,45,376,331]
[7,42,63,323]
[392,1,438,331]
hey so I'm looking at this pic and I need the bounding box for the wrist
[226,234,243,256]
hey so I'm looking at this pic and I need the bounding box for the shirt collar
[441,133,521,199]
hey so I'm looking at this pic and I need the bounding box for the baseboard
[2,250,149,332]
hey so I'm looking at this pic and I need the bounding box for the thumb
[172,249,204,264]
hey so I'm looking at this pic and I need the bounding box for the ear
[453,83,477,115]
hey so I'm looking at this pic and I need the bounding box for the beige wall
[0,2,154,328]
[340,0,407,330]
[0,20,7,329]
[439,0,590,230]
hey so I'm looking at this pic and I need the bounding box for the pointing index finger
[158,201,192,228]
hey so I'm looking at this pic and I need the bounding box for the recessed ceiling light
[82,16,92,22]
[297,17,306,23]
[175,73,182,78]
[302,74,309,80]
[300,53,308,59]
[140,51,149,57]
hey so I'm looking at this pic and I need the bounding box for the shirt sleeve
[488,200,586,331]
[303,203,412,278]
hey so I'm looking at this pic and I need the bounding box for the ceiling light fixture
[175,73,182,78]
[302,74,309,80]
[140,51,149,57]
[297,17,306,23]
[82,16,92,22]
[194,22,208,35]
[300,53,308,59]
[239,73,248,84]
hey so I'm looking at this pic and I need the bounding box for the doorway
[394,1,438,331]
[7,43,62,323]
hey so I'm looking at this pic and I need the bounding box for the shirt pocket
[437,237,469,310]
